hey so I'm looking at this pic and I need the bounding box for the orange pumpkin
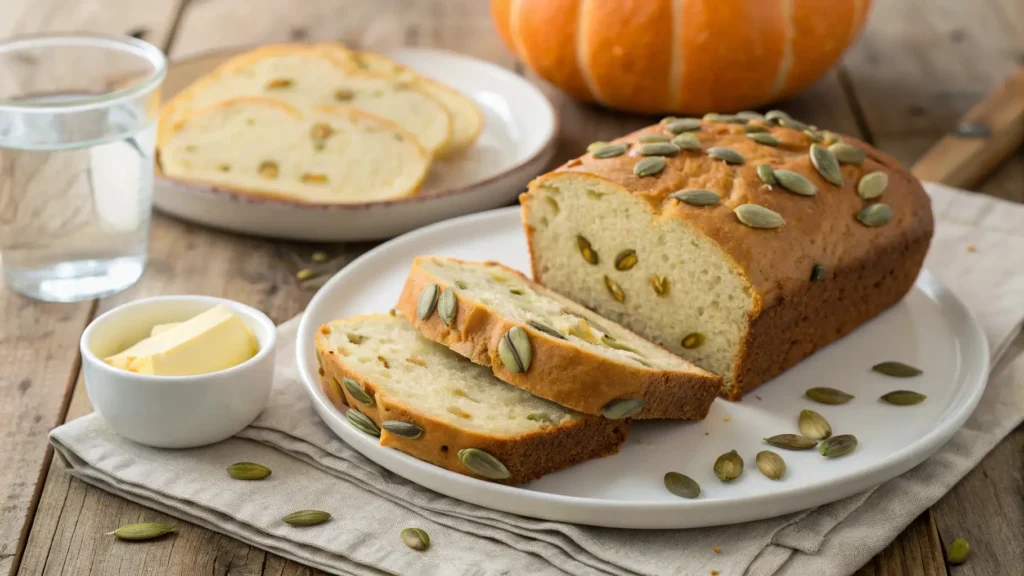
[491,0,872,114]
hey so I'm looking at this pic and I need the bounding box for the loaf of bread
[315,314,627,484]
[394,257,720,419]
[159,98,429,203]
[521,112,934,400]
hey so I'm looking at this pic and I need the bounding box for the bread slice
[159,44,452,157]
[315,314,627,485]
[159,98,429,203]
[394,257,721,420]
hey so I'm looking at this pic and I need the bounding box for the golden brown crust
[314,322,627,485]
[394,257,721,420]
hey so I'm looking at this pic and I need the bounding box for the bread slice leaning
[395,257,722,420]
[159,98,429,203]
[315,314,627,485]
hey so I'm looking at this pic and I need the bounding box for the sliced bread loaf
[394,257,721,420]
[159,98,429,203]
[315,313,627,485]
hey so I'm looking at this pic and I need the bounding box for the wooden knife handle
[911,67,1024,188]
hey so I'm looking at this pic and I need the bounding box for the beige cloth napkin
[50,183,1024,576]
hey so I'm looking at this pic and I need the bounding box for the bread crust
[315,320,627,485]
[394,257,721,420]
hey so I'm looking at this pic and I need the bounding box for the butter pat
[105,305,258,376]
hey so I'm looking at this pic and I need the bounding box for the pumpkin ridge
[576,0,606,105]
[768,0,796,99]
[668,0,685,110]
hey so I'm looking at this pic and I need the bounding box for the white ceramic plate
[295,206,990,529]
[153,48,557,241]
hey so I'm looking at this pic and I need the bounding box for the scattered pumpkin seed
[637,142,680,156]
[756,451,786,480]
[601,397,645,419]
[227,462,272,480]
[798,410,832,440]
[311,251,328,263]
[106,523,176,541]
[509,287,524,295]
[586,141,609,153]
[346,410,380,438]
[774,170,819,196]
[458,448,511,479]
[681,332,705,349]
[438,287,457,326]
[527,319,567,340]
[665,118,702,134]
[604,275,626,303]
[857,171,888,199]
[707,146,745,164]
[593,143,629,159]
[810,144,843,186]
[650,275,669,297]
[671,189,720,206]
[664,472,701,498]
[576,235,599,265]
[283,510,331,526]
[805,386,855,405]
[764,434,818,450]
[401,527,430,551]
[634,157,667,177]
[498,326,532,373]
[880,390,927,405]
[714,450,744,482]
[747,132,780,146]
[416,283,439,320]
[703,113,745,124]
[872,361,923,377]
[756,163,777,185]
[735,111,766,122]
[381,420,424,439]
[343,376,375,407]
[639,133,672,143]
[614,249,638,270]
[671,133,702,150]
[296,268,315,281]
[779,117,809,131]
[734,204,785,228]
[829,143,866,165]
[810,264,825,282]
[856,203,893,227]
[819,434,857,458]
[947,538,969,564]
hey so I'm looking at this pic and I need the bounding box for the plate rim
[295,206,991,529]
[155,45,559,211]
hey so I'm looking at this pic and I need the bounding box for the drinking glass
[0,34,166,302]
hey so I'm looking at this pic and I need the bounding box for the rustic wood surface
[1,0,1021,574]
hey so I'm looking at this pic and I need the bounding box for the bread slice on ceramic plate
[394,257,721,420]
[315,313,627,485]
[158,44,452,157]
[159,97,429,204]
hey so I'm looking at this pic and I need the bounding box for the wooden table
[1,1,1021,574]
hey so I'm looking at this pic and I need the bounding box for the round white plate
[295,207,990,529]
[153,48,557,241]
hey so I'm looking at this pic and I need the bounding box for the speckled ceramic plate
[295,199,989,529]
[153,47,556,241]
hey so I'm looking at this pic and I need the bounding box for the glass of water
[0,34,166,302]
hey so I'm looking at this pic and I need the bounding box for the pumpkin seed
[872,361,922,377]
[604,275,626,303]
[382,420,424,439]
[764,110,790,125]
[527,319,567,340]
[334,88,354,101]
[400,527,430,551]
[660,116,679,124]
[947,538,969,564]
[713,450,744,482]
[614,249,638,270]
[743,124,769,133]
[667,134,700,152]
[774,169,818,196]
[764,434,818,450]
[856,203,893,227]
[259,160,280,179]
[329,377,344,400]
[458,448,511,479]
[819,434,857,458]
[637,142,680,156]
[438,287,457,326]
[681,332,705,349]
[734,204,785,228]
[829,143,865,165]
[664,472,701,498]
[296,268,315,281]
[343,376,375,407]
[265,78,293,90]
[634,156,666,177]
[779,117,809,131]
[283,510,331,526]
[805,386,855,405]
[576,235,599,264]
[509,287,524,295]
[346,409,380,437]
[106,523,176,541]
[804,129,824,143]
[498,326,532,373]
[600,335,639,354]
[651,275,669,297]
[810,264,825,282]
[639,133,672,143]
[735,111,765,122]
[756,163,777,185]
[703,113,745,124]
[601,397,645,419]
[798,410,832,440]
[665,118,702,134]
[670,188,720,206]
[857,171,888,199]
[593,143,629,159]
[586,141,609,153]
[227,462,272,480]
[810,144,843,186]
[880,390,927,405]
[707,146,745,164]
[821,131,840,146]
[747,132,780,146]
[417,284,439,320]
[756,451,786,480]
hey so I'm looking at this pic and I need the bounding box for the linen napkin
[51,183,1024,576]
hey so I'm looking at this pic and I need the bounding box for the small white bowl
[80,295,277,448]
